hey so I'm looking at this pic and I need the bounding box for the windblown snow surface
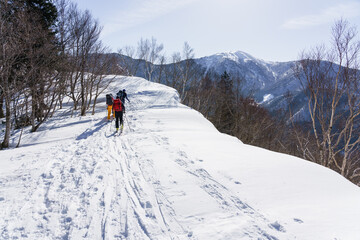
[1,76,360,240]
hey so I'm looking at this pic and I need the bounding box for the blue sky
[75,0,360,62]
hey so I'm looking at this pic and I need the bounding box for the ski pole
[128,101,133,111]
[124,112,132,132]
[128,101,137,112]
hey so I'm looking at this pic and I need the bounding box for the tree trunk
[0,94,4,118]
[1,96,11,149]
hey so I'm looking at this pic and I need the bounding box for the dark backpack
[117,90,123,99]
[106,94,113,105]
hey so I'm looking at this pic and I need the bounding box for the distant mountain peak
[212,51,257,63]
[202,51,282,66]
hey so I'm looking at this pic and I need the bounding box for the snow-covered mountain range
[195,51,301,110]
[1,76,360,239]
[196,51,298,95]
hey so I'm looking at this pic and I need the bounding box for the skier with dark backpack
[117,89,130,113]
[106,94,114,121]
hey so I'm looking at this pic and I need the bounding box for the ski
[114,128,122,136]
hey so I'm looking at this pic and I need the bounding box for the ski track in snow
[1,76,301,239]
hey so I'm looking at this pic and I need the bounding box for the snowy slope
[1,76,360,240]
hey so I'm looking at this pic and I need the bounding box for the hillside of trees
[0,0,121,148]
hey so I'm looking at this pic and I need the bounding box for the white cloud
[282,2,360,29]
[101,0,199,37]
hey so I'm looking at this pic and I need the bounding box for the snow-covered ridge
[1,76,360,239]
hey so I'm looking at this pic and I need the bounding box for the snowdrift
[1,76,360,240]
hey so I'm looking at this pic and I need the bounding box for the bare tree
[163,42,199,101]
[164,52,182,88]
[295,19,360,182]
[86,46,122,115]
[56,0,119,117]
[13,91,31,148]
[137,37,164,82]
[55,0,72,109]
[62,3,103,116]
[117,46,141,76]
[22,20,61,132]
[155,54,166,83]
[185,71,216,118]
[179,42,196,102]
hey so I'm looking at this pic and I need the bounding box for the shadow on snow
[76,118,108,140]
